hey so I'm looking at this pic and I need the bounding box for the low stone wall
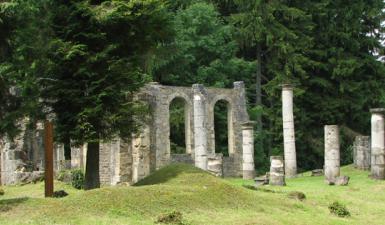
[171,154,194,164]
[207,153,223,177]
[223,156,237,177]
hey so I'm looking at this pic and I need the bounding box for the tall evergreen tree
[230,0,314,171]
[41,0,172,189]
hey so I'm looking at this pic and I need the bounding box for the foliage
[52,190,68,198]
[71,169,85,190]
[156,2,254,156]
[156,211,186,225]
[328,201,351,217]
[0,0,385,176]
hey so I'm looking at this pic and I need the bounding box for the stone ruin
[99,81,255,185]
[0,81,255,185]
[353,136,370,170]
[0,119,68,185]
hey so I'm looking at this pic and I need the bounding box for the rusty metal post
[44,121,54,197]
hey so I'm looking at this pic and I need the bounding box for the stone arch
[209,96,235,155]
[167,93,193,155]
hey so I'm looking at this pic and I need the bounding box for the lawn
[0,164,384,225]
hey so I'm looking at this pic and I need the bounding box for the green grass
[0,164,384,225]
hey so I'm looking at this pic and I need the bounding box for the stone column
[281,84,297,177]
[324,125,340,183]
[353,136,370,170]
[370,108,385,179]
[241,121,255,179]
[192,84,208,170]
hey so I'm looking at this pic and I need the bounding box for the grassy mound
[1,164,385,224]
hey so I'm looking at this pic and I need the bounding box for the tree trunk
[84,141,100,190]
[256,42,264,154]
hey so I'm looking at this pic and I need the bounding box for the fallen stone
[254,174,269,186]
[335,176,350,186]
[311,169,323,176]
[15,171,44,184]
[288,191,306,201]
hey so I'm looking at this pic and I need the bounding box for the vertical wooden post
[44,121,54,197]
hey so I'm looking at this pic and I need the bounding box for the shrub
[57,170,72,183]
[71,169,85,190]
[156,211,185,224]
[0,189,4,196]
[328,201,350,217]
[53,190,68,198]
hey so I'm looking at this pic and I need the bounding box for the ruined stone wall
[97,82,252,185]
[1,82,253,185]
[171,154,194,164]
[137,82,250,178]
[353,136,371,170]
[0,119,66,185]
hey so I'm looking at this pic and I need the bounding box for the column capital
[233,81,245,89]
[370,108,385,114]
[280,83,294,90]
[241,121,256,129]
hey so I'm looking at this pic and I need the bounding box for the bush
[0,189,4,196]
[53,190,68,198]
[57,170,72,183]
[71,169,85,190]
[156,211,186,224]
[328,201,350,217]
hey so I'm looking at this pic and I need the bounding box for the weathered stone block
[269,156,285,186]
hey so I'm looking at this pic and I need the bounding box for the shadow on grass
[0,197,29,212]
[134,163,203,186]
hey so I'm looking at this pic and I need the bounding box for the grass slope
[0,164,384,225]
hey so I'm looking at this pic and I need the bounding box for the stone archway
[212,99,234,156]
[168,96,192,155]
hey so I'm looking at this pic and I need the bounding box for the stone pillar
[241,121,255,179]
[370,108,385,179]
[281,84,297,177]
[324,125,340,183]
[192,84,208,170]
[269,156,285,186]
[132,125,151,183]
[353,136,370,170]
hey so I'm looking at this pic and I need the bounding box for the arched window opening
[169,97,188,154]
[214,100,230,157]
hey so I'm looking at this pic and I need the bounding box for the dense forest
[0,0,384,179]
